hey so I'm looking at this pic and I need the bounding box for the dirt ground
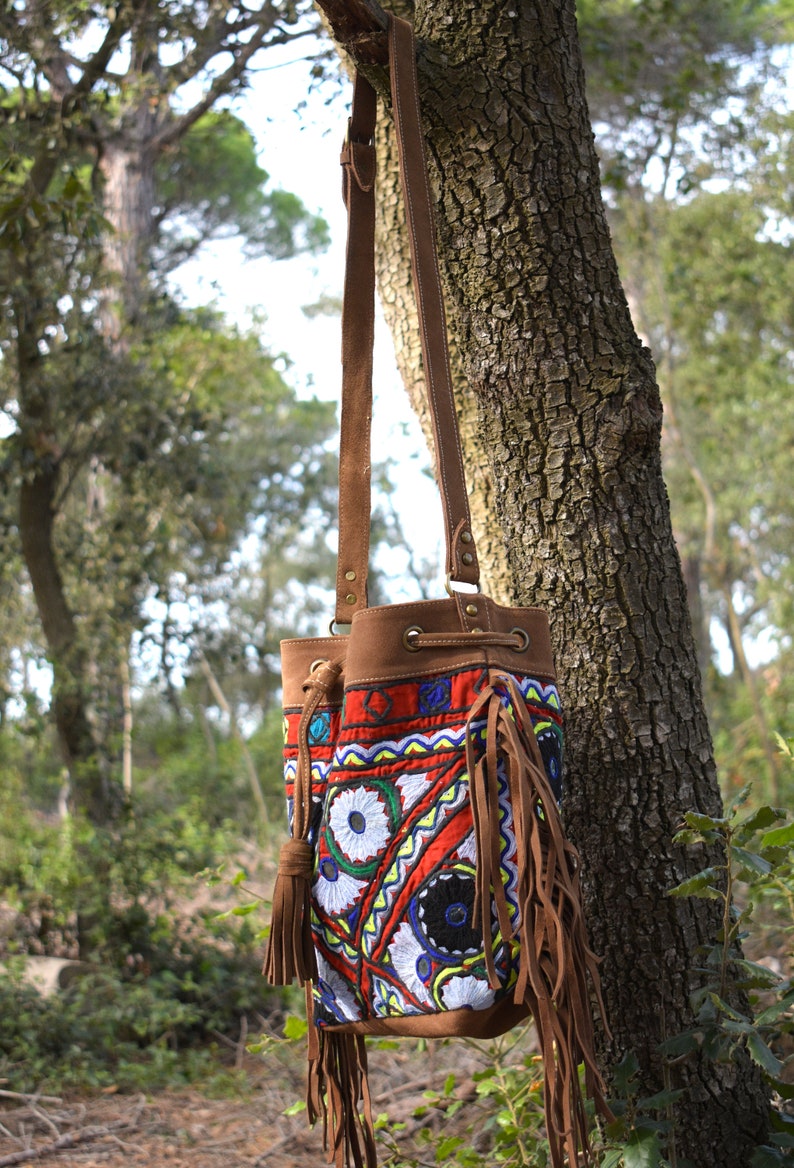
[0,1038,491,1168]
[0,1081,313,1168]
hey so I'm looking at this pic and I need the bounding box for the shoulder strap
[334,13,480,626]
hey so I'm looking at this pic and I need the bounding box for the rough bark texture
[316,0,771,1163]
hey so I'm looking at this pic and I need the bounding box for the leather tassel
[465,671,612,1168]
[264,838,317,985]
[264,658,343,987]
[307,1024,376,1168]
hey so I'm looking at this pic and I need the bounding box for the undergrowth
[0,909,284,1094]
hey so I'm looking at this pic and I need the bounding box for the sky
[174,35,447,600]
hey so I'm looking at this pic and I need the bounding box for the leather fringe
[264,658,343,987]
[307,999,377,1168]
[465,671,612,1168]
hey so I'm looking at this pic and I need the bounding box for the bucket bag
[264,13,610,1168]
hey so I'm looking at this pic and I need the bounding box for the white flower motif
[388,922,433,1005]
[396,771,432,810]
[314,857,367,914]
[316,954,361,1022]
[456,831,478,865]
[441,975,495,1012]
[328,787,390,862]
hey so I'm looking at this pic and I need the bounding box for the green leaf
[707,992,748,1022]
[437,1136,464,1158]
[673,828,710,846]
[624,1129,663,1168]
[773,732,793,758]
[230,901,259,916]
[668,869,723,899]
[732,958,783,990]
[771,1110,794,1133]
[659,1029,700,1058]
[283,1099,306,1116]
[731,846,773,877]
[612,1051,640,1095]
[722,1021,756,1040]
[726,785,753,815]
[746,1031,783,1078]
[751,1146,787,1168]
[682,812,729,832]
[600,1152,624,1168]
[636,1088,686,1110]
[735,804,785,835]
[761,822,794,848]
[283,1014,308,1041]
[755,989,794,1026]
[443,1072,456,1096]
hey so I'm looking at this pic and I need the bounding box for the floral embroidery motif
[314,856,367,915]
[388,922,433,1005]
[441,975,495,1012]
[328,786,390,863]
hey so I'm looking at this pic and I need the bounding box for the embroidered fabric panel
[283,705,342,846]
[282,666,562,1028]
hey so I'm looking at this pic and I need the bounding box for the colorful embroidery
[281,664,563,1028]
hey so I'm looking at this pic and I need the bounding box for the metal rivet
[462,552,474,566]
[471,627,483,634]
[461,530,473,544]
[345,570,357,581]
[345,593,357,605]
[465,603,478,617]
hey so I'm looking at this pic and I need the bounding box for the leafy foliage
[578,0,794,191]
[664,768,794,1164]
[0,914,277,1094]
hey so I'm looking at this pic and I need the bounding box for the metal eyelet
[510,627,530,652]
[402,625,423,652]
[309,658,329,674]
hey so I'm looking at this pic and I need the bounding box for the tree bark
[11,272,108,827]
[315,0,771,1163]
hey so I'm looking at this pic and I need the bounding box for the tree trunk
[11,280,108,825]
[98,135,157,332]
[316,0,771,1162]
[12,286,113,960]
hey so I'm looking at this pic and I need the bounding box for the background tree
[311,1,791,1163]
[613,172,794,806]
[0,1,336,952]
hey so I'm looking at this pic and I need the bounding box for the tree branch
[69,15,132,101]
[312,0,389,64]
[152,24,271,149]
[164,9,260,90]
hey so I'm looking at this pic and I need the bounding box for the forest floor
[0,1036,492,1168]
